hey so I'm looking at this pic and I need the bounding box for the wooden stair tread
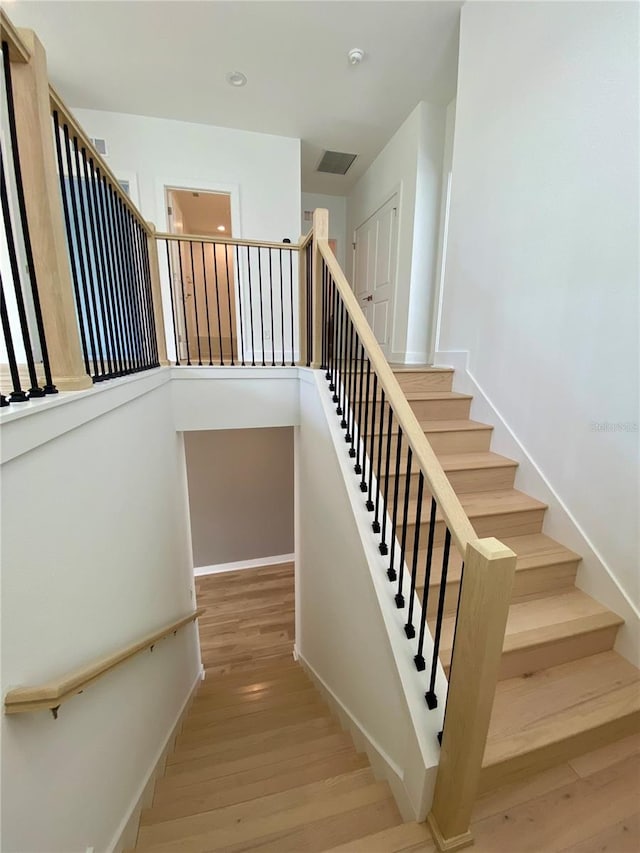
[389,450,518,478]
[134,777,392,851]
[483,651,640,768]
[323,820,434,852]
[405,488,547,521]
[389,364,448,372]
[437,590,623,664]
[373,418,493,437]
[418,533,581,590]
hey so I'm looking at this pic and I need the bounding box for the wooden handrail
[49,86,150,234]
[317,239,477,557]
[0,10,31,63]
[4,608,204,715]
[155,230,302,252]
[299,228,313,249]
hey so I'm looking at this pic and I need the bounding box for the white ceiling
[7,1,462,195]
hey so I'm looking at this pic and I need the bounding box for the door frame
[351,185,402,356]
[156,179,242,362]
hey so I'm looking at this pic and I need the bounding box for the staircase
[130,564,432,852]
[388,365,640,793]
[130,365,639,852]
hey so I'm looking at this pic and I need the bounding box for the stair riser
[371,429,494,467]
[408,397,471,420]
[385,464,517,497]
[480,709,640,794]
[393,371,454,393]
[416,560,580,617]
[398,508,546,548]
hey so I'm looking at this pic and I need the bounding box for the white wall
[296,371,446,821]
[347,102,445,363]
[0,372,201,852]
[440,2,639,609]
[184,427,294,567]
[300,191,347,271]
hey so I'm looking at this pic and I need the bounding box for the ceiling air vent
[90,137,107,156]
[316,150,357,176]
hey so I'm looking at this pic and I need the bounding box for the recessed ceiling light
[225,71,247,87]
[217,225,226,232]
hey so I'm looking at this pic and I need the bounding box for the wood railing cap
[4,608,204,715]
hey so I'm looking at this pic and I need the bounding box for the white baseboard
[294,646,418,823]
[108,667,202,853]
[194,553,295,577]
[436,349,640,667]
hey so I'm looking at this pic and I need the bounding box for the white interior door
[353,193,398,355]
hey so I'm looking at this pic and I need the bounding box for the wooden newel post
[10,29,91,390]
[146,223,169,366]
[427,537,516,851]
[311,208,328,369]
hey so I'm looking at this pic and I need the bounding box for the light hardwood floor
[131,563,640,852]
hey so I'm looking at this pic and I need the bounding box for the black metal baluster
[224,244,235,366]
[337,299,346,421]
[246,246,255,366]
[236,244,245,366]
[373,389,386,533]
[344,316,355,444]
[257,246,265,366]
[200,243,213,365]
[84,153,118,378]
[132,218,155,368]
[93,163,125,376]
[177,239,191,366]
[62,124,103,378]
[425,528,452,709]
[347,319,358,459]
[52,112,90,375]
[354,341,366,475]
[104,181,134,374]
[3,44,56,394]
[288,250,295,367]
[165,241,180,365]
[359,358,372,493]
[379,407,394,555]
[439,559,466,743]
[330,285,339,397]
[366,373,379,510]
[306,242,313,367]
[95,170,127,376]
[0,153,42,396]
[137,223,159,366]
[212,240,224,365]
[387,427,404,581]
[0,273,27,401]
[415,498,438,671]
[114,193,144,373]
[268,248,275,366]
[323,262,331,377]
[189,241,203,365]
[395,447,413,608]
[404,470,425,633]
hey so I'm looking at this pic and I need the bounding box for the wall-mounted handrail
[317,238,476,558]
[4,608,204,716]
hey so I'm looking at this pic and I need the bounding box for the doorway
[165,188,237,364]
[353,193,398,356]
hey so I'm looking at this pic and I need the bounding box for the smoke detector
[226,71,247,87]
[347,48,365,66]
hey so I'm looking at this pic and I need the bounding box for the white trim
[156,178,242,238]
[436,349,640,667]
[194,553,295,577]
[107,667,202,853]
